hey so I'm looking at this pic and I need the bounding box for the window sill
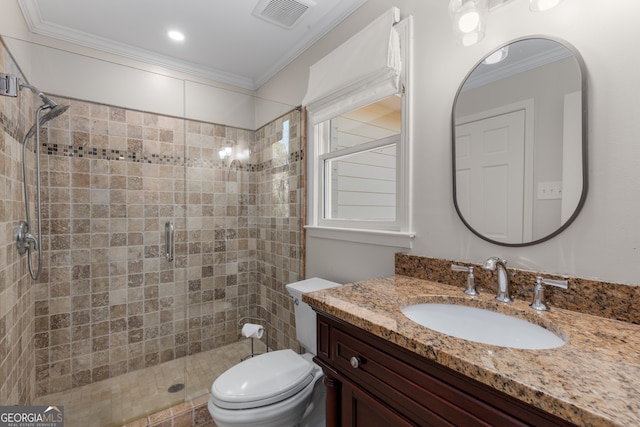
[305,226,415,248]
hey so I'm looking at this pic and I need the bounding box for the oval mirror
[452,37,587,246]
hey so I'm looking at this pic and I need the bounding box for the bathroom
[1,0,639,426]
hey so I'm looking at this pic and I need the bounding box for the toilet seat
[211,349,315,410]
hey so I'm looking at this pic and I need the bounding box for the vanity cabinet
[314,312,576,427]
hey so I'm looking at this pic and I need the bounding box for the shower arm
[19,81,59,109]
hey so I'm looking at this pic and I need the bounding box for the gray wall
[257,0,640,286]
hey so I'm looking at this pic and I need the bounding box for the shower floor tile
[34,339,267,427]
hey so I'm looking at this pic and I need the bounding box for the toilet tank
[286,278,341,355]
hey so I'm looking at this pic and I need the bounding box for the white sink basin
[401,303,566,350]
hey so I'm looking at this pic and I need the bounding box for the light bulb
[530,0,562,12]
[458,11,480,33]
[462,32,481,47]
[219,147,232,159]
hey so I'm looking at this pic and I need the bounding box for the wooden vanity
[303,276,640,427]
[315,311,575,426]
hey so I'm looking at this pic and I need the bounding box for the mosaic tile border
[0,110,23,142]
[42,141,303,172]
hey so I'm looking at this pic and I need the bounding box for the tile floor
[35,339,267,427]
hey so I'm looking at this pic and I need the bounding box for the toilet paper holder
[238,304,269,360]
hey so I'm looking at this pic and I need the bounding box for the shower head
[42,103,70,121]
[19,80,69,140]
[24,103,70,140]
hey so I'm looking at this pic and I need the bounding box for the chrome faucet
[482,257,512,303]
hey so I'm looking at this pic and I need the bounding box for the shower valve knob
[16,221,32,255]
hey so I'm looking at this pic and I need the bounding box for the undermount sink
[401,303,566,350]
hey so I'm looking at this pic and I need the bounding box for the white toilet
[208,278,341,427]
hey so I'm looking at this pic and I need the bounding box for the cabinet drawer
[332,328,504,426]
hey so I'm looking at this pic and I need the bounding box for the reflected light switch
[537,181,563,200]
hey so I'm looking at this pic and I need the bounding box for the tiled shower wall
[254,112,305,352]
[183,120,256,354]
[31,95,304,396]
[0,40,36,405]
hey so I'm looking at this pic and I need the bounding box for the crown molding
[462,44,573,91]
[18,0,254,89]
[17,0,367,91]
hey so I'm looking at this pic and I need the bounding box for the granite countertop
[303,275,640,427]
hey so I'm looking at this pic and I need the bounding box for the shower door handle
[164,220,174,262]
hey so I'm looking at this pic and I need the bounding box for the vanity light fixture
[450,0,564,46]
[449,0,488,47]
[168,30,185,41]
[529,0,563,12]
[218,146,250,170]
[218,146,232,159]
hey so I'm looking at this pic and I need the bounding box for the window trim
[305,17,414,248]
[319,132,401,231]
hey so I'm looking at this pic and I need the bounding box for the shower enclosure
[26,96,304,425]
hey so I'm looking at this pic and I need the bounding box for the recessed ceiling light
[168,30,185,41]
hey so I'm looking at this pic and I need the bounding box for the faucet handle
[538,276,568,289]
[451,264,479,296]
[530,276,569,311]
[451,264,471,273]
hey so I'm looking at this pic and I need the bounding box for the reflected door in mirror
[456,110,527,243]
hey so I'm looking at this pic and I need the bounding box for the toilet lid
[211,349,315,410]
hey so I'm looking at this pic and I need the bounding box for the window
[319,96,401,228]
[303,9,414,247]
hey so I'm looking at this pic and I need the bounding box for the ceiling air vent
[252,0,315,29]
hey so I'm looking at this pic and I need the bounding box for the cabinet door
[341,380,415,427]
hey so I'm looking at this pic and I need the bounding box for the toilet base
[298,375,326,427]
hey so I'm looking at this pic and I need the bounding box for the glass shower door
[34,100,189,426]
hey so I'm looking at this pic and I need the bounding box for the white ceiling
[17,0,367,90]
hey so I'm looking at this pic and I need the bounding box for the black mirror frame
[451,36,588,247]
